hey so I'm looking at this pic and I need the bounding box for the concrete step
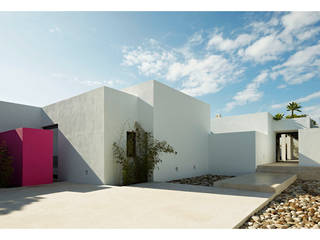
[256,162,299,174]
[257,163,320,180]
[214,172,297,194]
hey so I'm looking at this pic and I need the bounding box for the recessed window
[53,156,58,168]
[127,131,136,157]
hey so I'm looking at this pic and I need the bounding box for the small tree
[273,113,284,120]
[113,122,177,185]
[286,102,302,118]
[0,140,14,187]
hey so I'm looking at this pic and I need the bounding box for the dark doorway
[276,132,299,162]
[42,124,59,181]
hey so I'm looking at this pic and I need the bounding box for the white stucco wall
[262,114,276,165]
[211,112,275,168]
[212,112,270,134]
[123,80,211,181]
[103,87,141,185]
[42,88,105,185]
[209,131,256,176]
[122,81,154,133]
[42,85,152,185]
[299,128,320,167]
[0,101,43,132]
[152,81,210,181]
[255,131,274,166]
[273,117,311,132]
[123,80,154,106]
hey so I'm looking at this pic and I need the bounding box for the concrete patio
[0,181,273,228]
[214,172,297,193]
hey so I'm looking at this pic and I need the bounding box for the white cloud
[51,73,126,89]
[175,31,204,59]
[122,40,176,77]
[225,71,268,111]
[283,43,320,67]
[279,12,320,44]
[271,90,320,109]
[277,84,287,89]
[173,55,242,96]
[242,12,320,64]
[122,12,320,101]
[49,26,61,33]
[189,32,203,45]
[80,79,126,88]
[298,90,320,103]
[281,12,320,33]
[249,16,279,35]
[297,27,320,41]
[123,38,242,97]
[241,35,288,62]
[81,80,105,86]
[207,33,255,52]
[304,104,320,123]
[273,42,320,85]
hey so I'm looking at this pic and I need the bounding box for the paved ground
[0,181,272,228]
[214,172,297,193]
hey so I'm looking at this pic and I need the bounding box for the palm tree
[286,102,302,118]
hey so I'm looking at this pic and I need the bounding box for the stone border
[239,179,320,229]
[168,174,234,186]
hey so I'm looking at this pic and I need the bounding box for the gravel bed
[169,174,234,186]
[240,179,320,229]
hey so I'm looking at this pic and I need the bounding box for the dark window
[42,124,58,130]
[53,156,58,168]
[127,131,136,157]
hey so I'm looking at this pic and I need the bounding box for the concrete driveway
[0,182,272,228]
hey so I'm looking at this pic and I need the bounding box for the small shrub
[285,114,307,119]
[273,113,284,120]
[113,122,177,185]
[311,119,318,126]
[0,140,14,187]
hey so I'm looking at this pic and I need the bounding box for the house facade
[210,112,318,176]
[0,80,319,185]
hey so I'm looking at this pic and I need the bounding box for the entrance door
[42,124,59,181]
[276,132,299,162]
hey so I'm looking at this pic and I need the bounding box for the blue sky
[1,12,320,122]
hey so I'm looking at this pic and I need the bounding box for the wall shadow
[299,153,320,167]
[41,110,104,185]
[0,110,108,216]
[0,182,110,215]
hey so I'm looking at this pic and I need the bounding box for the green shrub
[273,113,284,120]
[0,140,14,187]
[113,122,177,185]
[311,119,318,126]
[285,114,307,119]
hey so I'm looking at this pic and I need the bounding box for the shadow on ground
[0,182,110,215]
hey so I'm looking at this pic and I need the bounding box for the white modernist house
[0,80,319,185]
[211,112,318,176]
